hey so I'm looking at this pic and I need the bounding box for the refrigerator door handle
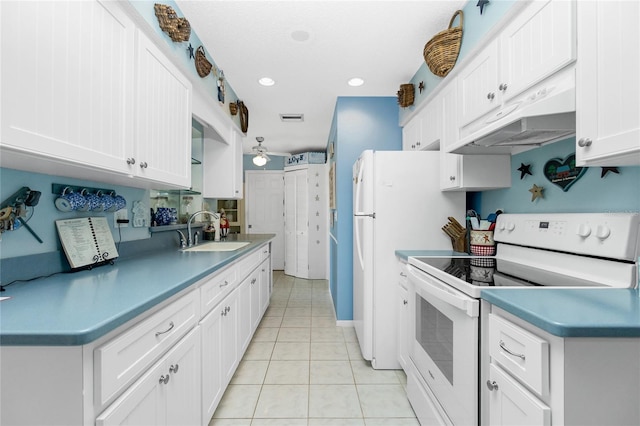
[354,213,376,218]
[354,215,365,269]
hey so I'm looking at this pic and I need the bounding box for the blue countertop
[482,288,640,338]
[0,235,274,346]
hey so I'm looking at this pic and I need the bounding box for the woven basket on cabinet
[195,46,213,78]
[423,10,464,78]
[397,84,415,108]
[154,4,191,43]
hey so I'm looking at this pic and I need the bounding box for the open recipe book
[55,217,119,269]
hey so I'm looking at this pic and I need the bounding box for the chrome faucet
[187,210,219,247]
[176,229,187,249]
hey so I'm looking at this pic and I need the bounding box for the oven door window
[416,296,454,384]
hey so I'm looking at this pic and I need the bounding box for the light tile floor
[209,271,419,426]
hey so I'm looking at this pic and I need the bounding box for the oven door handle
[408,266,479,318]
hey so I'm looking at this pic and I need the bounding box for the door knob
[578,138,592,147]
[486,380,499,391]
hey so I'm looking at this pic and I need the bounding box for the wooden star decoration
[517,163,533,179]
[477,0,490,14]
[529,184,544,202]
[418,81,425,93]
[186,43,194,59]
[601,167,619,178]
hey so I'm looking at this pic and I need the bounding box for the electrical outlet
[114,209,129,228]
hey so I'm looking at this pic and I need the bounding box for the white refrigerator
[353,150,466,369]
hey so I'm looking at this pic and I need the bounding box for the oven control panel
[494,213,640,261]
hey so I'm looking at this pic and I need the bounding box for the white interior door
[245,171,285,269]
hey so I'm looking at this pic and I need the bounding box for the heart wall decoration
[543,154,588,192]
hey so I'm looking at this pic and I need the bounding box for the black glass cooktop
[410,256,607,288]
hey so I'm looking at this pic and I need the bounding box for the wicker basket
[397,84,415,108]
[237,101,249,133]
[423,10,464,78]
[154,4,191,43]
[195,46,212,78]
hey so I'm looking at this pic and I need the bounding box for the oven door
[408,264,479,426]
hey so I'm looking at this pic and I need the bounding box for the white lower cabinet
[96,327,201,426]
[396,260,410,371]
[486,307,640,426]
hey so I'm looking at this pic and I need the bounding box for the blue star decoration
[418,81,425,93]
[186,43,194,60]
[477,0,490,15]
[601,167,619,178]
[517,163,532,179]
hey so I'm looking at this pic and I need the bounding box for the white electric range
[404,213,640,426]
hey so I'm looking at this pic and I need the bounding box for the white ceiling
[176,0,467,156]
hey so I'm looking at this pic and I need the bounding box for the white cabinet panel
[202,128,244,199]
[134,30,192,188]
[200,301,225,424]
[576,0,640,166]
[0,0,134,175]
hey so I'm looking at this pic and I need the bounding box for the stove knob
[506,222,515,231]
[595,225,611,240]
[576,224,591,238]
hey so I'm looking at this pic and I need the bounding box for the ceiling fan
[251,137,290,166]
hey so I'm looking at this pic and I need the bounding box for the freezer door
[353,214,374,361]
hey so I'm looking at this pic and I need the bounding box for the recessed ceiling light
[348,77,365,87]
[258,77,275,87]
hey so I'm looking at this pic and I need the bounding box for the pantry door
[245,171,285,270]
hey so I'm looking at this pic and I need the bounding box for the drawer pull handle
[251,278,257,284]
[400,272,407,277]
[159,374,170,385]
[486,380,499,391]
[220,280,229,288]
[155,321,175,337]
[499,340,526,360]
[169,364,179,374]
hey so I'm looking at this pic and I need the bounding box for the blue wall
[478,139,640,215]
[0,168,149,259]
[329,97,402,321]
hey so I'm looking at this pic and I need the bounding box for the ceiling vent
[280,113,304,122]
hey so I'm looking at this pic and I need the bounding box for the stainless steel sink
[182,241,250,252]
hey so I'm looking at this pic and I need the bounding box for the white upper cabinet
[575,1,640,166]
[499,0,576,103]
[453,0,576,151]
[458,39,501,128]
[133,30,192,188]
[202,127,243,199]
[0,0,135,175]
[402,98,442,152]
[0,0,193,189]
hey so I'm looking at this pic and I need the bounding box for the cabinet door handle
[578,138,592,147]
[499,83,508,91]
[403,299,408,305]
[139,161,148,169]
[486,92,495,100]
[159,374,170,385]
[499,340,526,360]
[220,280,229,288]
[486,380,499,391]
[155,321,174,337]
[169,364,179,374]
[251,278,257,284]
[126,158,136,165]
[225,306,231,313]
[400,272,407,277]
[449,176,456,181]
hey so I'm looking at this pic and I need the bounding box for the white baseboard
[336,320,353,327]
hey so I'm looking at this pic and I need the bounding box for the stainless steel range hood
[452,69,576,154]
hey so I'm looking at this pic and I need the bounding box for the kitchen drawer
[94,289,199,408]
[488,313,549,397]
[235,247,263,280]
[200,264,237,317]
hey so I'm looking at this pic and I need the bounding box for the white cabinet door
[221,290,239,386]
[402,116,422,151]
[165,328,201,426]
[0,0,134,176]
[397,278,409,371]
[421,98,442,150]
[250,268,262,332]
[576,0,640,166]
[97,329,200,426]
[200,304,224,425]
[202,128,244,199]
[458,39,501,127]
[134,30,192,189]
[239,275,254,353]
[488,364,550,426]
[259,258,272,317]
[500,0,576,103]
